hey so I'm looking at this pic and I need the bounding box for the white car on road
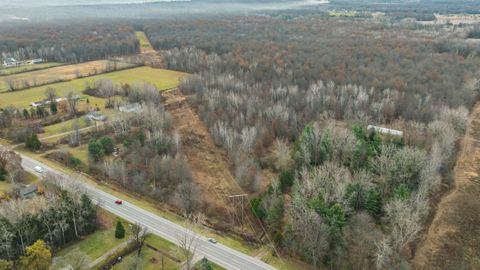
[34,166,45,174]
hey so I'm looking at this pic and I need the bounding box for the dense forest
[147,14,478,269]
[146,17,480,120]
[0,21,139,63]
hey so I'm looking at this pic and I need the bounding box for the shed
[19,185,38,198]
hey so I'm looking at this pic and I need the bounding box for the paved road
[20,153,278,270]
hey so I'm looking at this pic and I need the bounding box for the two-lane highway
[19,153,277,270]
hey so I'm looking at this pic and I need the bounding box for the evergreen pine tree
[200,257,213,270]
[115,221,125,239]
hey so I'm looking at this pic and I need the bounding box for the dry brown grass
[413,103,480,270]
[164,89,251,230]
[0,60,132,92]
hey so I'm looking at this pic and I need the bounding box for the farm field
[0,62,63,76]
[135,31,155,54]
[0,66,187,108]
[0,60,134,92]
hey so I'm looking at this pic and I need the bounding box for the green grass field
[0,62,63,76]
[43,117,90,138]
[328,10,357,17]
[0,67,187,109]
[135,31,154,53]
[112,234,184,270]
[56,224,130,263]
[0,171,38,193]
[69,144,89,165]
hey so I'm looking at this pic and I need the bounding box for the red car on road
[115,200,123,205]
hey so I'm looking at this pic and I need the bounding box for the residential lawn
[113,234,183,270]
[0,171,38,193]
[0,67,188,108]
[69,144,89,165]
[40,95,120,140]
[56,224,129,262]
[145,234,186,261]
[42,117,90,138]
[112,245,179,270]
[0,181,9,193]
[136,31,154,53]
[0,62,63,76]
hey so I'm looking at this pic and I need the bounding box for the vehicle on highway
[115,200,123,205]
[34,166,45,174]
[207,238,217,244]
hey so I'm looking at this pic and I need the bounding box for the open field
[413,102,480,269]
[328,10,357,17]
[0,66,187,108]
[0,60,134,92]
[136,31,155,54]
[0,62,63,76]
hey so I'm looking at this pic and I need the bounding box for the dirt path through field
[413,103,480,269]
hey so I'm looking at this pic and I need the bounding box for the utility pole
[228,194,248,233]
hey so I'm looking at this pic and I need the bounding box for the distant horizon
[1,0,192,7]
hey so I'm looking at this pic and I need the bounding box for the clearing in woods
[0,66,188,108]
[413,102,480,269]
[163,89,248,229]
[136,31,155,54]
[0,60,133,92]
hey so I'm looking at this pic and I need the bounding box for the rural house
[86,112,107,122]
[2,57,19,68]
[18,185,38,198]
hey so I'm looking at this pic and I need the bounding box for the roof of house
[4,58,17,63]
[119,103,141,113]
[367,125,403,136]
[86,112,107,121]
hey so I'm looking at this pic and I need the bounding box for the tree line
[0,21,139,64]
[0,174,97,267]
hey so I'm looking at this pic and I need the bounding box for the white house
[367,125,403,137]
[119,103,141,113]
[2,57,19,68]
[26,58,44,65]
[30,97,67,107]
[86,112,107,122]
